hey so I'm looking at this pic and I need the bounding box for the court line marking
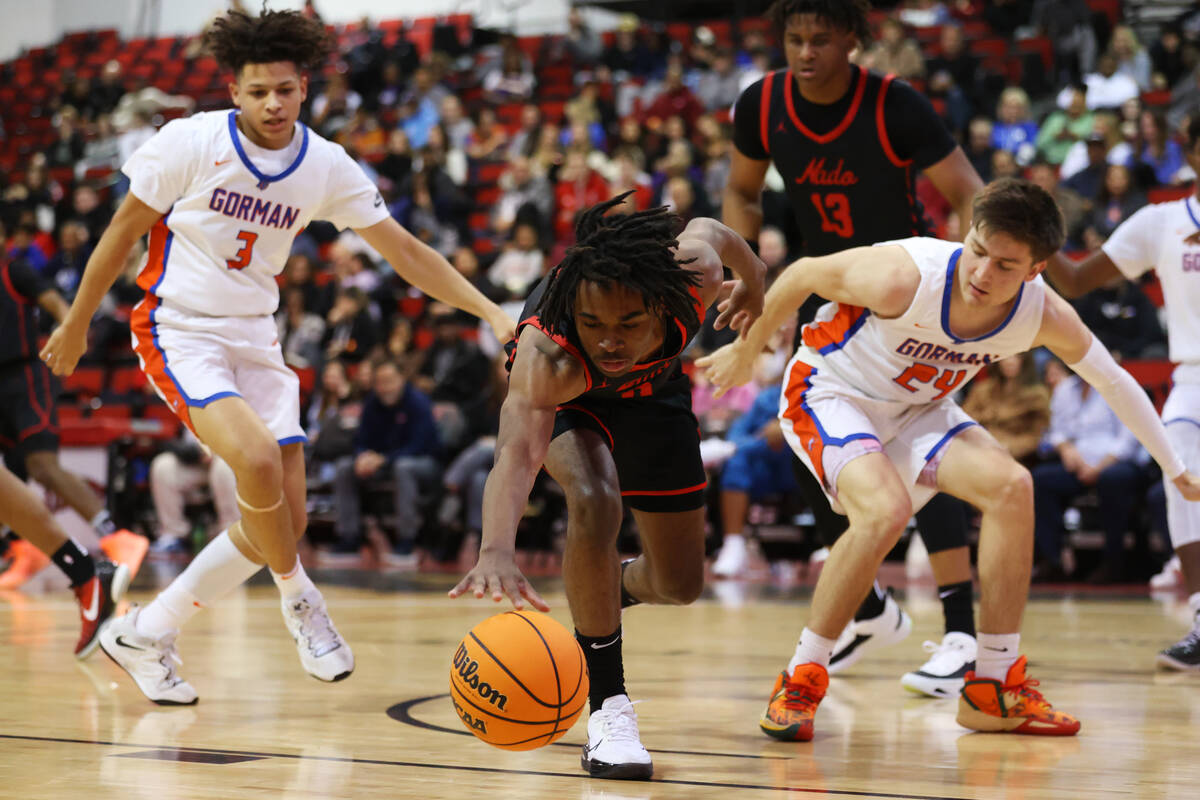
[0,732,977,799]
[387,693,793,761]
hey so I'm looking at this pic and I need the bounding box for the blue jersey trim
[1185,197,1200,231]
[817,307,872,356]
[923,420,978,462]
[797,366,882,447]
[940,248,1026,344]
[278,435,309,446]
[226,111,309,187]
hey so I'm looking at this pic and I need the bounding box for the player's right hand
[695,341,756,399]
[39,322,87,377]
[449,551,550,612]
[1172,471,1200,501]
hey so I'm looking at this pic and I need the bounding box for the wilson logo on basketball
[794,157,858,186]
[453,643,509,710]
[452,696,488,734]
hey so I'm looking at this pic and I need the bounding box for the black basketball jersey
[504,277,706,402]
[734,66,956,257]
[0,259,49,367]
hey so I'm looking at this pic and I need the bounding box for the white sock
[136,531,263,639]
[976,632,1021,681]
[90,509,117,537]
[722,533,745,548]
[272,557,316,601]
[787,627,837,674]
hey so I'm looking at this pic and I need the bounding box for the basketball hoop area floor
[1,571,1197,800]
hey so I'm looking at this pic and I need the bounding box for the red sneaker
[73,559,131,659]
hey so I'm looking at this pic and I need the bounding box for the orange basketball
[449,610,589,751]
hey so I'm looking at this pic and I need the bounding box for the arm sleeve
[121,118,199,214]
[882,80,956,169]
[1068,336,1186,478]
[1100,204,1161,281]
[731,80,770,161]
[6,260,50,301]
[316,146,392,231]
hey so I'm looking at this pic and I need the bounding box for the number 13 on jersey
[810,192,854,238]
[893,363,967,400]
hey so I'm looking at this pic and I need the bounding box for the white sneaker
[1150,555,1182,590]
[900,632,977,697]
[281,588,354,682]
[712,535,749,578]
[828,589,912,675]
[581,694,653,780]
[98,606,198,705]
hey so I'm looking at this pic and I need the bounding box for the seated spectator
[710,381,799,578]
[482,46,536,105]
[507,104,544,159]
[990,87,1039,164]
[1139,108,1185,186]
[281,253,332,318]
[1033,0,1096,85]
[603,14,659,80]
[392,169,464,256]
[991,148,1020,180]
[925,22,979,131]
[492,155,552,238]
[68,183,114,243]
[605,150,654,215]
[1061,131,1112,200]
[400,65,451,113]
[1073,275,1166,360]
[465,107,509,161]
[1027,158,1088,247]
[961,352,1050,467]
[311,73,362,137]
[332,359,441,565]
[376,129,413,197]
[965,117,996,181]
[553,147,609,244]
[1035,85,1094,166]
[397,96,440,151]
[487,222,545,299]
[48,106,86,167]
[565,7,604,66]
[439,95,475,152]
[414,303,494,450]
[641,63,705,131]
[449,246,504,307]
[422,123,469,187]
[1033,372,1147,584]
[7,223,48,272]
[148,430,237,557]
[74,114,122,181]
[860,17,925,81]
[1079,52,1141,111]
[324,286,380,364]
[1110,25,1152,91]
[1149,24,1187,90]
[44,219,91,298]
[276,286,327,369]
[1086,163,1145,241]
[695,47,744,111]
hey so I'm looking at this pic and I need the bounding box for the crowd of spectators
[1,1,1195,581]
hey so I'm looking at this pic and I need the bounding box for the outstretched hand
[695,340,757,399]
[39,322,87,377]
[448,550,550,612]
[713,279,763,337]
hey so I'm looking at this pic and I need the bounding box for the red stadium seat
[109,366,148,395]
[1015,37,1053,73]
[62,367,105,397]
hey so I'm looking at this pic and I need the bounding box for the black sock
[51,540,95,587]
[938,580,975,637]
[854,582,887,621]
[577,626,625,713]
[92,509,117,537]
[619,559,641,609]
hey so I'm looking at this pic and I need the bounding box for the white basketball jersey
[1102,197,1200,365]
[122,110,389,317]
[795,237,1047,404]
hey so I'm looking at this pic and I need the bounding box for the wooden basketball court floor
[1,566,1198,800]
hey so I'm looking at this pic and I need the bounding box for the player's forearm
[702,219,766,290]
[65,228,141,329]
[742,259,813,354]
[721,185,764,244]
[478,446,543,555]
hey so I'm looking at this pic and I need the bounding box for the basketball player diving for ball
[450,193,766,780]
[39,7,516,705]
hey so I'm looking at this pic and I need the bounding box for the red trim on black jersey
[876,74,911,168]
[759,70,777,156]
[784,65,866,144]
[518,315,594,393]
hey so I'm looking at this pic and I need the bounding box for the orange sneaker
[957,656,1080,736]
[100,529,148,579]
[759,663,828,741]
[0,540,51,589]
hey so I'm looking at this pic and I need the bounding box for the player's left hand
[695,340,756,399]
[713,279,764,337]
[1172,471,1200,501]
[488,308,518,344]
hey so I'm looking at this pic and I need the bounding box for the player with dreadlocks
[450,193,766,780]
[41,4,515,705]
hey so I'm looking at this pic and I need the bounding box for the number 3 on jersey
[810,192,854,238]
[226,230,258,271]
[893,364,967,400]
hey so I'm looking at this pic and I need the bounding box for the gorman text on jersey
[208,188,300,230]
[895,337,998,365]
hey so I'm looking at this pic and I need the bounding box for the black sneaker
[1157,627,1200,671]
